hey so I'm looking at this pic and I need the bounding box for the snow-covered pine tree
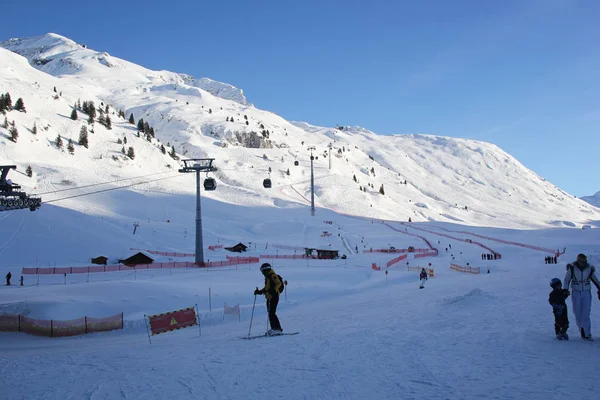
[14,98,26,112]
[70,109,78,120]
[79,126,88,148]
[67,139,75,154]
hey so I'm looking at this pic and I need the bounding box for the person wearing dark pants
[254,263,283,335]
[266,296,281,333]
[549,278,570,340]
[5,271,11,286]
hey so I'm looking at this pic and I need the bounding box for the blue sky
[1,0,598,196]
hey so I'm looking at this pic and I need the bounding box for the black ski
[241,332,299,340]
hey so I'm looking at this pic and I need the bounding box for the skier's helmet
[577,253,587,263]
[550,278,562,288]
[260,263,272,273]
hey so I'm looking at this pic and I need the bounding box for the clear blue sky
[2,0,599,196]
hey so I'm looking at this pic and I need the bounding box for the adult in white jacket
[563,254,600,340]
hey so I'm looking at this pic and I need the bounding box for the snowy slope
[1,33,598,229]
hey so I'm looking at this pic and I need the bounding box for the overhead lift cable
[42,174,184,204]
[35,170,175,196]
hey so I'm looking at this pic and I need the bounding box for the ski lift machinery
[0,165,42,212]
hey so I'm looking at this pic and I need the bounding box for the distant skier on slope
[5,271,11,286]
[254,263,284,335]
[548,278,570,340]
[419,268,428,289]
[563,254,600,340]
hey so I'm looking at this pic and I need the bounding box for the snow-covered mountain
[1,32,599,229]
[581,190,600,208]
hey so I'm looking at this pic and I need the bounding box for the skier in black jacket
[549,278,570,340]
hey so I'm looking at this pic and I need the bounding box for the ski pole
[248,291,258,337]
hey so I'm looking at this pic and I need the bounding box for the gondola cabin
[263,178,272,189]
[294,161,299,166]
[203,178,216,191]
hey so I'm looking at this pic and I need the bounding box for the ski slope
[1,203,600,400]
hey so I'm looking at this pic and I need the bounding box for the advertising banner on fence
[148,306,197,336]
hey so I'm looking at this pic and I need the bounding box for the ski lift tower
[307,146,316,216]
[178,158,216,265]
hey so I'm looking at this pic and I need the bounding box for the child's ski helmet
[550,278,561,287]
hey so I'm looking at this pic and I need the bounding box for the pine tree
[67,139,75,154]
[268,167,272,173]
[0,94,5,112]
[105,104,109,114]
[77,99,81,109]
[226,117,229,122]
[137,118,144,132]
[14,98,25,112]
[246,121,249,125]
[97,114,105,126]
[127,147,135,160]
[32,122,37,134]
[379,184,385,195]
[286,168,290,176]
[79,126,88,148]
[88,114,94,124]
[9,124,18,142]
[208,109,212,114]
[129,113,135,124]
[117,138,123,144]
[104,115,111,129]
[149,127,154,138]
[160,144,166,154]
[2,116,8,128]
[169,145,177,159]
[70,109,78,120]
[82,101,89,114]
[121,146,125,154]
[55,135,63,149]
[123,136,127,144]
[53,86,57,93]
[244,115,248,120]
[25,165,32,177]
[4,93,12,110]
[143,122,150,134]
[353,174,357,182]
[87,102,96,119]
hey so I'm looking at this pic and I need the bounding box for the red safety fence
[225,256,260,263]
[0,313,123,337]
[129,248,195,257]
[372,263,381,271]
[386,254,408,268]
[428,225,556,254]
[208,245,224,251]
[414,251,439,258]
[400,223,500,256]
[260,254,309,260]
[21,258,260,276]
[450,263,481,274]
[363,248,431,254]
[381,222,439,254]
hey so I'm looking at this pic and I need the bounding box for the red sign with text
[148,307,197,335]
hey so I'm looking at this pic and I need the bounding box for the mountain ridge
[1,33,598,229]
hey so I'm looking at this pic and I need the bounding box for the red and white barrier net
[0,313,123,337]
